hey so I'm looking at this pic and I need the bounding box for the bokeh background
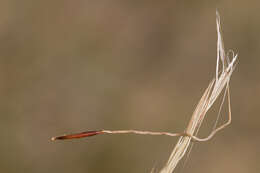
[1,1,259,173]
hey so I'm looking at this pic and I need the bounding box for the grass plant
[52,11,238,173]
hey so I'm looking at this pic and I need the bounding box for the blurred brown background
[1,1,259,173]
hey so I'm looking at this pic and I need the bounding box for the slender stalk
[159,11,237,173]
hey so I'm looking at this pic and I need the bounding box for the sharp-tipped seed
[51,130,104,141]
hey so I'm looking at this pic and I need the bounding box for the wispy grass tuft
[159,10,238,173]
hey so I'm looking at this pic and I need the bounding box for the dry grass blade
[159,11,237,173]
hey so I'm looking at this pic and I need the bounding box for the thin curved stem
[51,84,232,143]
